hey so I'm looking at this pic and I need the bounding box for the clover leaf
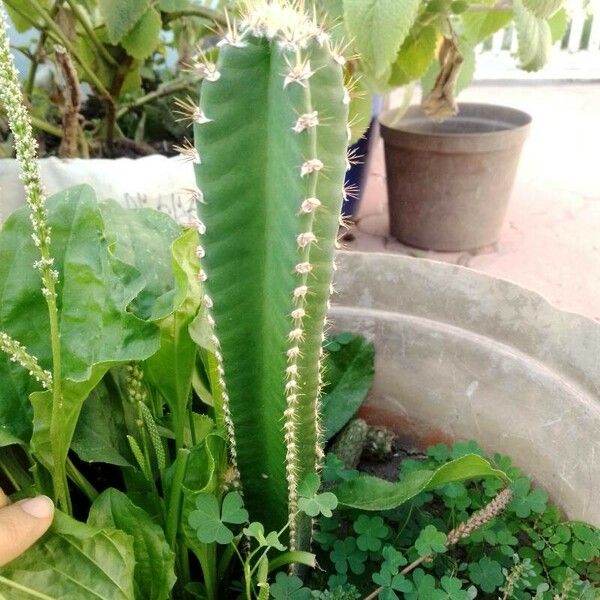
[372,568,413,600]
[221,491,249,524]
[188,491,248,544]
[323,453,359,483]
[353,515,389,551]
[468,557,504,593]
[381,545,408,573]
[243,522,286,551]
[510,478,548,517]
[406,569,445,600]
[330,537,367,575]
[269,572,311,600]
[298,473,338,518]
[439,576,474,600]
[414,525,447,557]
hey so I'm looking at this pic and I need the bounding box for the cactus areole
[192,1,350,550]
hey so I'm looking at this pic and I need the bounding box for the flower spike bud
[301,158,323,177]
[292,111,319,133]
[295,262,312,274]
[283,57,313,88]
[299,197,321,214]
[297,232,317,248]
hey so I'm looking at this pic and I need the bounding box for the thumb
[0,492,54,567]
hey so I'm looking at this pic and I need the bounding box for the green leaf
[406,569,445,600]
[439,576,471,600]
[510,477,548,517]
[513,0,552,71]
[522,0,563,18]
[188,493,233,544]
[243,522,286,551]
[99,0,150,44]
[88,489,176,600]
[343,0,421,80]
[414,525,447,556]
[298,473,338,517]
[71,380,132,467]
[144,227,201,443]
[329,537,368,575]
[159,0,192,11]
[468,557,503,593]
[221,491,249,524]
[122,8,162,60]
[0,186,159,468]
[4,0,52,33]
[321,334,374,440]
[548,7,568,43]
[0,512,135,599]
[346,77,372,143]
[336,455,508,510]
[461,10,512,44]
[353,515,389,552]
[389,25,438,87]
[269,572,312,600]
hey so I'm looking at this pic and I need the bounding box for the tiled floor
[345,82,600,321]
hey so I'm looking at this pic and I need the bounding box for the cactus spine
[192,1,349,548]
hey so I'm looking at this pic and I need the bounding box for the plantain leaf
[0,511,135,599]
[88,489,176,600]
[343,0,421,82]
[514,0,552,72]
[335,455,508,511]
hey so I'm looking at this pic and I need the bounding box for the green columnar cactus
[191,1,350,549]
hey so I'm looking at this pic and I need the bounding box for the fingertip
[18,495,54,520]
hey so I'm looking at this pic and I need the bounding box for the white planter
[0,155,196,223]
[331,251,600,526]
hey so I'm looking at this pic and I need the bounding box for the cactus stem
[218,12,247,49]
[283,56,314,88]
[192,54,221,81]
[293,285,308,299]
[196,245,205,259]
[296,231,317,248]
[288,328,304,341]
[299,197,321,214]
[198,269,208,282]
[294,261,312,274]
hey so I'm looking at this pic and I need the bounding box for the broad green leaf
[514,0,552,72]
[389,25,438,87]
[347,77,372,143]
[99,0,150,44]
[321,334,374,440]
[71,380,132,467]
[461,10,512,44]
[88,489,176,600]
[122,7,162,60]
[548,7,568,43]
[336,455,508,510]
[145,228,201,443]
[99,200,182,321]
[522,0,563,18]
[0,186,159,465]
[4,0,52,33]
[159,0,193,11]
[343,0,421,81]
[0,512,135,599]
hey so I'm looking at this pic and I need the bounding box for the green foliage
[321,334,375,440]
[270,573,312,600]
[188,491,248,544]
[310,441,600,599]
[298,473,339,518]
[514,0,553,71]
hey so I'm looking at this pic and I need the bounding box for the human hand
[0,488,54,567]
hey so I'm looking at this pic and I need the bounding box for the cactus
[191,1,350,549]
[330,418,369,469]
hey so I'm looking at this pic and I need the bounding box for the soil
[357,439,427,481]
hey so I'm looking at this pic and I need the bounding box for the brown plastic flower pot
[379,103,531,252]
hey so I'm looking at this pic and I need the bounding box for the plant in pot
[310,0,569,246]
[0,0,232,221]
[0,2,598,599]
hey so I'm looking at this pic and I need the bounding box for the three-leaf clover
[510,478,548,517]
[269,572,311,600]
[468,557,504,593]
[414,525,447,557]
[438,576,475,600]
[188,491,248,544]
[243,522,286,551]
[353,515,389,551]
[406,569,445,600]
[372,569,413,600]
[381,545,408,573]
[298,473,338,518]
[330,537,368,575]
[323,453,359,483]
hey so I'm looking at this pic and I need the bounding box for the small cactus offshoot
[191,0,350,550]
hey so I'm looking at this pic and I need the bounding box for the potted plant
[310,0,568,235]
[0,0,231,221]
[0,2,598,598]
